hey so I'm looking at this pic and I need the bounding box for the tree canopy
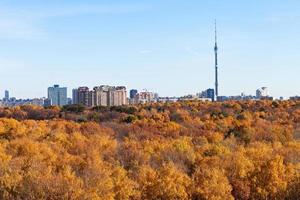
[0,100,299,199]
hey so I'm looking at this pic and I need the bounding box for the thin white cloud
[0,19,45,39]
[264,13,300,23]
[140,50,152,54]
[40,4,149,17]
[0,57,27,70]
[0,3,150,39]
[0,6,45,39]
[184,47,202,56]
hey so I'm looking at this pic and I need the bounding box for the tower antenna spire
[214,20,219,101]
[215,19,217,45]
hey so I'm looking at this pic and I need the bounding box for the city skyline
[2,85,286,108]
[1,0,300,98]
[0,85,279,100]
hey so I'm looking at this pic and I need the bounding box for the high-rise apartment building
[77,87,89,106]
[256,87,269,99]
[72,89,79,104]
[72,85,127,107]
[130,89,138,99]
[88,90,95,107]
[94,86,109,106]
[47,85,67,106]
[4,90,9,100]
[108,86,127,106]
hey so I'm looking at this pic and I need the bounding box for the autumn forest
[0,100,300,199]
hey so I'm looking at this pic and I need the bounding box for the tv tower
[214,20,219,100]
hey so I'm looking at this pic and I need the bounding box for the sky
[0,0,300,99]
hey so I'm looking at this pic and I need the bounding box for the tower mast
[214,20,219,100]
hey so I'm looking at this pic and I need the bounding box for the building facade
[72,89,79,104]
[77,87,89,106]
[108,86,127,106]
[199,88,215,101]
[88,90,95,107]
[47,85,67,106]
[94,86,109,106]
[256,87,269,99]
[72,85,127,107]
[4,90,9,101]
[130,89,138,99]
[132,91,156,104]
[290,96,300,100]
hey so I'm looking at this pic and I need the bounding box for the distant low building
[31,98,45,106]
[217,96,229,102]
[132,91,157,104]
[226,94,257,101]
[0,97,47,107]
[290,96,300,100]
[179,95,211,102]
[260,96,274,101]
[67,98,72,105]
[157,97,178,103]
[198,88,215,101]
[44,98,52,107]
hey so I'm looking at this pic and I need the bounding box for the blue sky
[0,0,299,99]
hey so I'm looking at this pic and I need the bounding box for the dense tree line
[0,100,299,199]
